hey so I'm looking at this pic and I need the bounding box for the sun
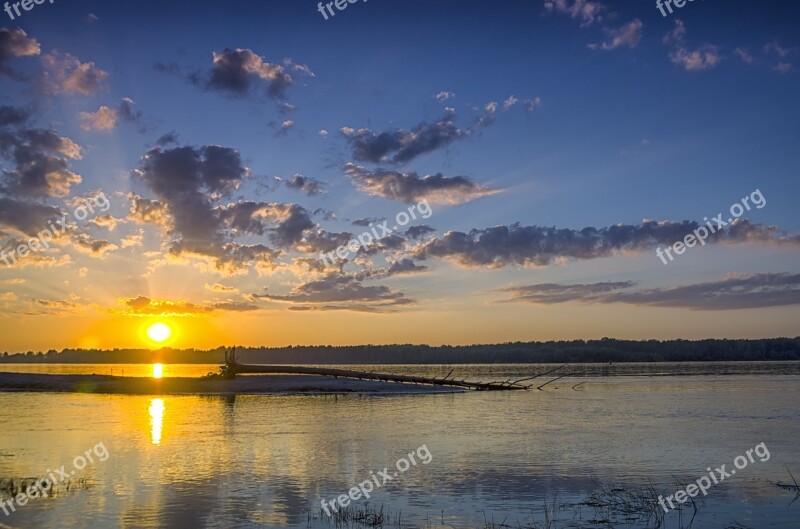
[146,322,172,344]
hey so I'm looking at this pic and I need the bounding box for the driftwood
[219,347,549,391]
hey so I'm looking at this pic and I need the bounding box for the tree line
[2,337,800,364]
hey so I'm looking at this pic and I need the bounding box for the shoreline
[0,373,466,396]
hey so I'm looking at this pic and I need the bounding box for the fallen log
[225,356,528,391]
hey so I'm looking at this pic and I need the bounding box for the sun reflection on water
[149,398,165,445]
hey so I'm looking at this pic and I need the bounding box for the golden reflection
[152,363,163,379]
[149,398,165,445]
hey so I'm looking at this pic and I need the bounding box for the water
[1,363,798,528]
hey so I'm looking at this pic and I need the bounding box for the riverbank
[0,372,465,395]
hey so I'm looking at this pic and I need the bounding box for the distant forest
[2,338,800,364]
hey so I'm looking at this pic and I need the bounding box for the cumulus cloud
[0,123,83,198]
[500,273,800,310]
[184,48,310,101]
[42,51,109,95]
[345,163,502,205]
[341,115,468,165]
[0,28,40,78]
[435,91,455,101]
[79,98,144,132]
[414,219,800,268]
[543,0,607,27]
[131,144,316,274]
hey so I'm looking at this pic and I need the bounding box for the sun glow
[146,322,172,344]
[152,363,163,379]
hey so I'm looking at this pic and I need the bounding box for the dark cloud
[132,144,322,274]
[404,225,436,239]
[186,48,309,100]
[155,131,179,146]
[501,273,800,310]
[341,116,464,165]
[283,174,326,196]
[253,274,413,312]
[0,126,83,197]
[0,197,62,236]
[501,281,637,304]
[352,217,385,227]
[0,106,32,127]
[0,28,40,78]
[415,219,800,268]
[345,163,501,205]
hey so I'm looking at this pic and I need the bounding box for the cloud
[253,274,413,312]
[734,48,755,64]
[352,217,385,227]
[187,48,309,100]
[278,119,295,135]
[83,13,99,24]
[414,219,800,268]
[70,232,118,257]
[663,21,721,71]
[0,197,63,236]
[670,45,722,71]
[763,40,798,58]
[341,115,469,165]
[774,62,793,74]
[119,296,213,316]
[543,0,607,27]
[0,125,83,198]
[132,144,316,274]
[0,28,40,78]
[0,105,32,127]
[42,51,109,95]
[500,273,800,310]
[524,97,542,113]
[501,281,636,304]
[434,91,455,101]
[404,225,436,239]
[590,19,643,51]
[79,98,146,132]
[283,174,326,196]
[318,129,329,138]
[345,163,502,205]
[205,283,239,293]
[503,95,519,111]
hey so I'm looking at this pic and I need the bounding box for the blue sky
[0,0,799,351]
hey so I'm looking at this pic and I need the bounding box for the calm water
[1,363,799,529]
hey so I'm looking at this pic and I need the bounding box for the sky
[0,0,799,352]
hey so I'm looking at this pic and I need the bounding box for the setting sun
[146,322,172,344]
